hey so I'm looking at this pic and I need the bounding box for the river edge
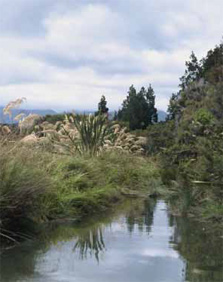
[1,188,222,253]
[1,198,222,282]
[0,188,160,251]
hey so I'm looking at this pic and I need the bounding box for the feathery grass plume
[45,113,146,156]
[135,137,147,145]
[20,134,38,144]
[55,121,63,130]
[103,125,146,154]
[40,121,55,131]
[1,125,11,135]
[19,114,42,134]
[49,114,110,156]
[3,98,26,117]
[14,113,26,122]
[112,124,121,134]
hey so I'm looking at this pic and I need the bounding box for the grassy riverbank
[0,141,161,244]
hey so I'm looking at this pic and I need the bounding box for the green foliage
[179,51,202,90]
[64,114,110,156]
[202,42,223,83]
[44,113,67,124]
[95,95,109,116]
[0,144,52,243]
[154,41,223,221]
[194,108,215,126]
[117,85,158,130]
[1,40,222,247]
[146,121,175,154]
[0,139,161,243]
[172,214,223,281]
[167,93,181,120]
[47,114,146,156]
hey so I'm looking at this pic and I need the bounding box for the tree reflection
[73,199,157,262]
[126,199,156,235]
[170,215,223,282]
[2,199,222,282]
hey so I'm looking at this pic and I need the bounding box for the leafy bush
[158,42,223,220]
[145,121,175,154]
[194,108,215,125]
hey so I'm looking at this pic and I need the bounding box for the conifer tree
[95,95,109,116]
[118,84,158,130]
[179,51,201,90]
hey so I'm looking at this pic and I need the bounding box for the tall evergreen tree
[146,84,158,123]
[179,51,201,90]
[113,110,118,121]
[95,95,109,116]
[167,93,180,120]
[202,42,223,83]
[118,84,158,130]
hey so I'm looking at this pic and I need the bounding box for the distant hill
[0,107,167,124]
[157,110,167,121]
[0,107,56,124]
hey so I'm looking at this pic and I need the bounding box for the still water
[0,200,222,282]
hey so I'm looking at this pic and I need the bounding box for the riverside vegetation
[146,42,223,222]
[0,41,222,245]
[0,109,161,244]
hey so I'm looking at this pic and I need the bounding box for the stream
[0,199,222,282]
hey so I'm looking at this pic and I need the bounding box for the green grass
[43,151,161,218]
[0,142,161,243]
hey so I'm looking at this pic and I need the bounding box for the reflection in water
[170,215,223,282]
[0,199,222,282]
[126,199,156,235]
[73,227,105,262]
[72,199,156,263]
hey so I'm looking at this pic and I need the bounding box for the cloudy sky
[0,0,222,112]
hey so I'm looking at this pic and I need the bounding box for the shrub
[194,108,215,126]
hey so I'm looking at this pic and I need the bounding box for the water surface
[0,199,222,282]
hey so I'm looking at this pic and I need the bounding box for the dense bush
[145,121,175,155]
[147,42,223,221]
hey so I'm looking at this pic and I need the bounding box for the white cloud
[0,0,222,111]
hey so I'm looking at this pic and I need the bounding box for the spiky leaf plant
[70,114,109,155]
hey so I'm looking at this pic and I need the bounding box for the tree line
[96,84,158,130]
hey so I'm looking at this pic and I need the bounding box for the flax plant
[72,114,109,155]
[43,114,146,156]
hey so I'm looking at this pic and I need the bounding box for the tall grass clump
[0,141,52,243]
[46,151,162,217]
